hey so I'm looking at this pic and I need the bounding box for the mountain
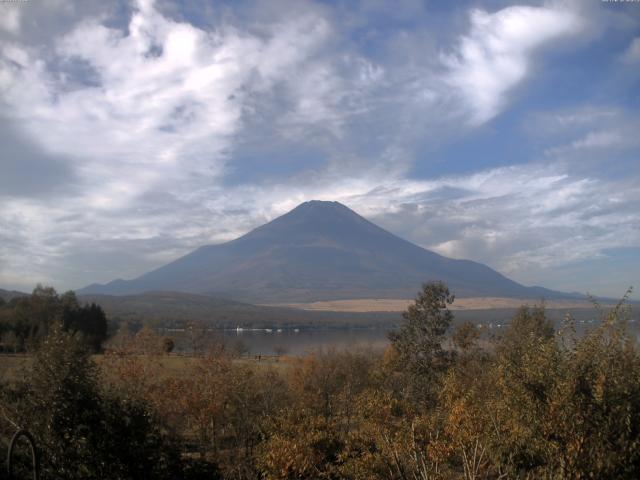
[0,288,28,302]
[78,200,569,302]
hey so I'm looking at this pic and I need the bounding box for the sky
[0,0,639,299]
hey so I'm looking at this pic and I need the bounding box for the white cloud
[621,37,640,64]
[362,167,638,286]
[570,131,622,149]
[443,5,582,124]
[552,108,618,128]
[0,0,636,300]
[0,0,345,289]
[0,7,21,33]
[0,0,335,211]
[537,107,640,160]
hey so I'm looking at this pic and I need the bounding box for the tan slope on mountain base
[268,297,600,312]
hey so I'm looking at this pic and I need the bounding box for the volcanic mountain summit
[79,200,564,302]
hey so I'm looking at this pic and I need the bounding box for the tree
[499,304,553,350]
[0,286,109,352]
[8,285,60,347]
[481,295,640,478]
[161,336,175,354]
[186,320,214,355]
[62,299,108,353]
[452,321,480,353]
[389,281,455,405]
[3,322,181,479]
[1,330,19,353]
[258,350,377,479]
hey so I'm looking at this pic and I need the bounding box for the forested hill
[77,291,400,328]
[0,288,28,302]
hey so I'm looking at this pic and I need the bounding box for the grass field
[0,353,291,383]
[0,354,33,382]
[270,297,605,312]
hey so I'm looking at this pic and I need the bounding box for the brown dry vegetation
[0,283,638,479]
[271,296,606,312]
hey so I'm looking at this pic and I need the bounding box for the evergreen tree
[389,281,454,405]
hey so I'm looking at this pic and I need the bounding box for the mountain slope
[0,288,28,302]
[78,200,567,302]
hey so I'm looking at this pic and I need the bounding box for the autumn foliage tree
[1,323,181,479]
[2,282,639,479]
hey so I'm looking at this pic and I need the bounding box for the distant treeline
[0,285,108,352]
[79,291,402,330]
[0,282,639,479]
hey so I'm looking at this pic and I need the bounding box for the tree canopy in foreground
[0,282,638,479]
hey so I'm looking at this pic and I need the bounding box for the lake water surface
[170,327,392,356]
[164,308,639,356]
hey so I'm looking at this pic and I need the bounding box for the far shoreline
[264,296,614,312]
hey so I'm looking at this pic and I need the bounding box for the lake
[167,327,392,356]
[161,307,639,356]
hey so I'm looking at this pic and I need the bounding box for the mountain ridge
[0,288,29,302]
